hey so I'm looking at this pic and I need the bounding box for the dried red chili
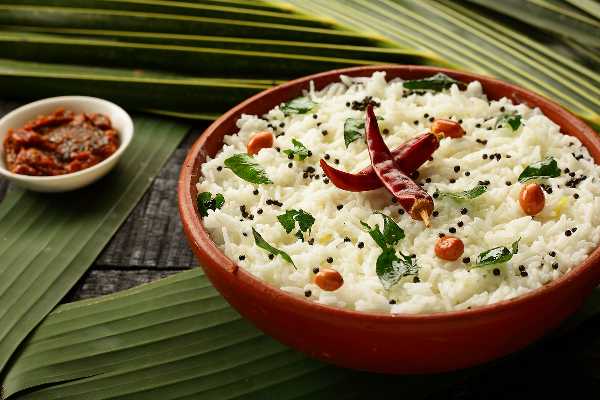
[320,132,439,192]
[364,104,434,225]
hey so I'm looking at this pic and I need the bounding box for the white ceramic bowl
[0,96,134,192]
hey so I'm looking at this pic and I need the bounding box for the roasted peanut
[434,236,464,261]
[519,183,545,216]
[314,268,344,291]
[247,131,274,155]
[431,119,465,139]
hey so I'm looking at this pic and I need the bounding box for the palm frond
[465,0,600,47]
[280,0,600,124]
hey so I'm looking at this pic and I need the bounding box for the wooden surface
[67,127,210,301]
[66,130,206,301]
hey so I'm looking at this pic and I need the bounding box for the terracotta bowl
[179,65,600,374]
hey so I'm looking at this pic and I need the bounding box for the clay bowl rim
[179,64,600,323]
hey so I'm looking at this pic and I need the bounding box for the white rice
[197,72,600,314]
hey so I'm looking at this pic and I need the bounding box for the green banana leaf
[280,0,600,125]
[465,0,600,47]
[0,116,190,375]
[2,269,600,399]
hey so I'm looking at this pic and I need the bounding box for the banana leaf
[0,116,190,375]
[0,31,436,78]
[465,0,600,47]
[2,269,600,399]
[0,4,378,45]
[280,0,600,125]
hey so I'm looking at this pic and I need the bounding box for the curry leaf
[277,210,297,234]
[280,96,315,115]
[376,248,418,290]
[473,238,521,268]
[496,113,522,131]
[277,209,315,242]
[361,213,405,251]
[376,212,405,246]
[518,157,561,183]
[360,221,387,250]
[344,117,365,147]
[283,138,310,161]
[295,210,315,233]
[403,73,464,91]
[224,154,272,184]
[252,228,295,268]
[196,192,225,217]
[435,185,487,200]
[343,116,383,147]
[512,238,520,254]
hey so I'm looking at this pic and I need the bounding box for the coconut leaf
[0,26,431,62]
[0,0,328,26]
[283,0,600,125]
[0,58,273,116]
[560,39,600,72]
[465,0,600,47]
[0,4,378,45]
[0,116,189,375]
[0,31,431,79]
[565,0,600,19]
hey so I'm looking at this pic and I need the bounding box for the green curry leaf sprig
[495,113,523,131]
[472,238,521,269]
[280,96,315,115]
[196,192,225,217]
[344,116,383,147]
[435,185,487,201]
[518,157,561,183]
[283,139,311,161]
[403,73,465,92]
[277,209,315,242]
[361,212,417,290]
[224,154,272,184]
[253,228,295,268]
